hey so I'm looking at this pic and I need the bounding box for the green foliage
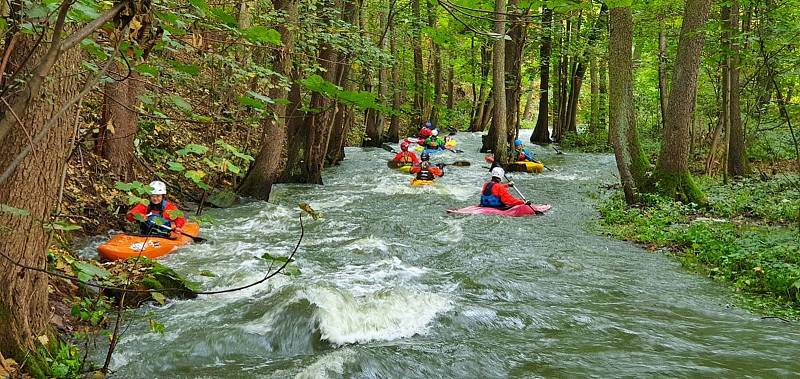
[70,296,111,326]
[559,131,612,153]
[38,341,82,379]
[599,178,800,316]
[260,252,301,277]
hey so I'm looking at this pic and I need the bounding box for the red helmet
[400,142,410,151]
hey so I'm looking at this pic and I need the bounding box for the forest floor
[561,130,800,319]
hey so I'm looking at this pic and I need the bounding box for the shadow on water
[96,130,800,378]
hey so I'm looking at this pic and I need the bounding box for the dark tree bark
[239,0,297,199]
[504,0,528,142]
[447,65,455,110]
[532,4,552,143]
[471,43,491,131]
[427,0,442,125]
[658,18,669,130]
[724,1,748,177]
[590,55,600,132]
[387,16,402,142]
[97,69,144,180]
[652,0,712,204]
[488,0,508,162]
[599,58,608,129]
[0,22,82,359]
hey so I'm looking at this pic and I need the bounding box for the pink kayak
[446,204,551,217]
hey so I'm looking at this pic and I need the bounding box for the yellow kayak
[508,161,544,173]
[410,179,435,186]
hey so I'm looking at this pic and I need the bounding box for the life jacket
[426,137,441,149]
[142,200,172,235]
[416,164,436,181]
[397,152,414,164]
[479,182,503,208]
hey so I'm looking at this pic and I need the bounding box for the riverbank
[597,175,800,319]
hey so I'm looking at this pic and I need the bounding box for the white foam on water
[343,235,390,254]
[293,348,356,379]
[303,285,452,346]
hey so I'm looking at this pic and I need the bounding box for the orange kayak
[97,222,200,261]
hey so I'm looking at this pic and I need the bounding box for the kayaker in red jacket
[392,142,420,165]
[480,167,529,209]
[126,180,186,237]
[410,153,443,179]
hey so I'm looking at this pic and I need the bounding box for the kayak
[446,204,551,217]
[387,160,413,173]
[410,179,435,186]
[97,222,201,260]
[507,161,544,173]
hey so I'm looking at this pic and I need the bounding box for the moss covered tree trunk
[531,4,552,143]
[651,0,711,204]
[488,0,508,163]
[0,28,81,362]
[239,0,297,199]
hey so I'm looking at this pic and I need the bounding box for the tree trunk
[599,58,608,130]
[658,19,669,130]
[532,4,552,143]
[504,0,528,142]
[551,19,563,141]
[97,69,143,180]
[652,0,712,204]
[427,0,442,125]
[565,4,608,134]
[608,6,638,204]
[522,86,535,121]
[387,17,401,142]
[412,0,425,122]
[489,0,508,162]
[0,28,82,360]
[724,0,748,177]
[447,65,455,110]
[238,0,297,199]
[589,55,600,132]
[471,44,491,131]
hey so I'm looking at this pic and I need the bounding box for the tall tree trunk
[239,0,297,199]
[532,4,552,143]
[447,65,455,110]
[327,0,359,165]
[427,0,442,125]
[471,44,491,131]
[658,19,669,129]
[652,0,712,204]
[522,87,535,121]
[412,0,425,122]
[0,27,82,359]
[724,1,748,177]
[599,58,608,130]
[608,6,638,204]
[590,55,600,132]
[387,19,401,142]
[504,0,527,141]
[97,69,143,180]
[489,0,508,162]
[551,18,563,141]
[565,4,608,134]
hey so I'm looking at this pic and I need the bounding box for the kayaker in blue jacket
[511,139,535,162]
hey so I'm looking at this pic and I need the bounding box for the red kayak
[446,204,551,217]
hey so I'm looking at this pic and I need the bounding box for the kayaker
[392,142,420,165]
[410,153,443,180]
[419,121,433,138]
[424,129,446,151]
[126,180,186,237]
[511,139,535,162]
[479,167,530,209]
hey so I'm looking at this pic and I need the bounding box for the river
[86,130,800,378]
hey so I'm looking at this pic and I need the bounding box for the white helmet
[149,180,167,195]
[491,167,505,179]
[431,129,439,136]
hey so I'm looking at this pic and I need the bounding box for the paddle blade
[451,160,470,167]
[381,143,395,153]
[387,160,404,169]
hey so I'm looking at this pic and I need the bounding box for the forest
[0,0,799,377]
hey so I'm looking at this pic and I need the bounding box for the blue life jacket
[480,182,503,207]
[141,200,171,235]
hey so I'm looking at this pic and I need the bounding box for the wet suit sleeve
[126,203,148,222]
[431,166,444,177]
[493,184,524,206]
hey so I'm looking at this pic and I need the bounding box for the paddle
[503,174,544,215]
[388,160,470,169]
[154,223,207,243]
[382,143,397,153]
[553,146,564,155]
